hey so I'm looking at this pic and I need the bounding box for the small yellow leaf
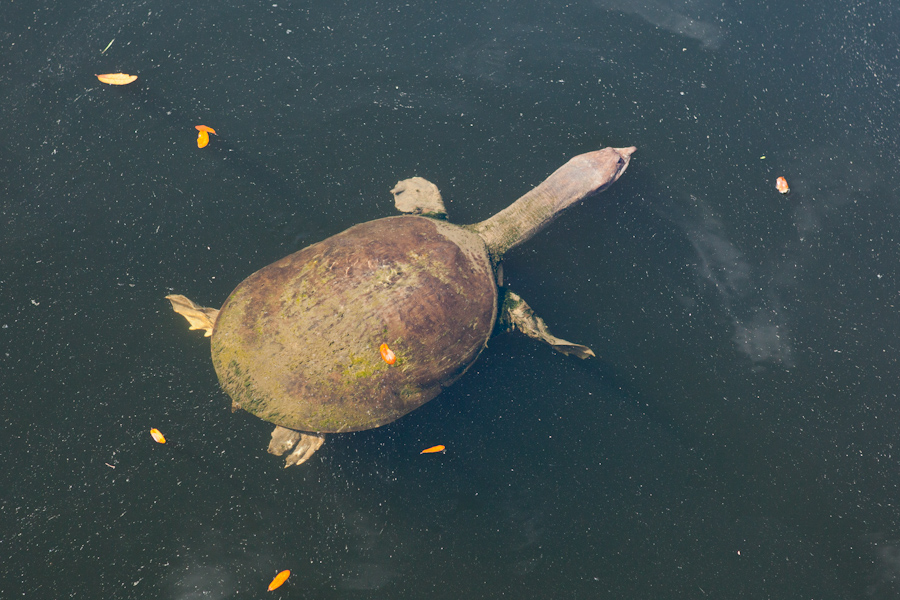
[775,176,790,194]
[96,73,138,85]
[379,343,396,365]
[195,126,216,148]
[150,428,166,444]
[268,570,291,591]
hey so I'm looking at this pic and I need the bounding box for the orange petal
[96,73,138,85]
[420,445,446,454]
[195,125,217,135]
[150,428,166,444]
[775,176,790,194]
[197,130,210,148]
[379,343,396,365]
[268,570,290,591]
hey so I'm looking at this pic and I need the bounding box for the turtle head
[471,146,635,257]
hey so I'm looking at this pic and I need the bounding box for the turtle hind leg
[165,294,219,337]
[267,426,325,468]
[500,290,596,360]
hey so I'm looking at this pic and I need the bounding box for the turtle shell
[210,216,497,433]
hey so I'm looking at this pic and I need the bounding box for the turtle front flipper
[268,426,325,468]
[166,294,220,337]
[390,177,447,218]
[500,290,596,360]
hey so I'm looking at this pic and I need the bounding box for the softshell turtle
[167,147,634,466]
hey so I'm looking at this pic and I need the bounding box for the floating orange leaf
[195,125,217,148]
[150,428,166,444]
[96,73,138,85]
[268,570,290,591]
[420,445,446,454]
[379,343,396,365]
[775,176,790,194]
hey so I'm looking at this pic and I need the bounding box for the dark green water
[3,0,900,598]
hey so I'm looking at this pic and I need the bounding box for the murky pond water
[3,0,900,598]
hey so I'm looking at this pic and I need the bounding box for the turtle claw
[284,433,325,467]
[166,294,219,337]
[501,291,596,359]
[267,426,325,467]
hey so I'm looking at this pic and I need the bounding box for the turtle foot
[285,433,325,467]
[501,291,596,359]
[267,426,325,467]
[268,426,301,455]
[390,177,446,218]
[166,294,219,337]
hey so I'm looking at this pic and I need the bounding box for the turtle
[167,146,635,467]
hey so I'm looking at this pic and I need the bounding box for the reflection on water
[595,0,727,49]
[168,560,237,600]
[666,193,795,368]
[449,25,619,91]
[786,141,878,241]
[339,562,398,591]
[867,536,900,598]
[336,511,400,591]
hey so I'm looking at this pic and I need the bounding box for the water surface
[3,0,900,598]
